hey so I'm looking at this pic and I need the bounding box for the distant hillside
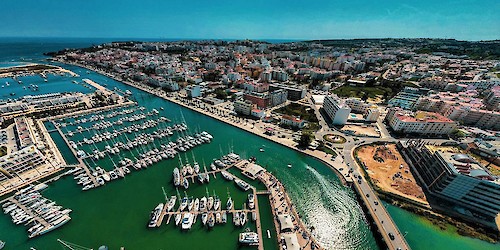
[306,38,500,60]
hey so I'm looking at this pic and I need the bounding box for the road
[343,138,408,250]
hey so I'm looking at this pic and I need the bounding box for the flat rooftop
[437,151,498,183]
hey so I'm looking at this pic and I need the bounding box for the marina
[147,154,321,250]
[45,103,214,192]
[1,61,378,249]
[1,185,72,239]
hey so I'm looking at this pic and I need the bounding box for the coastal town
[1,38,499,250]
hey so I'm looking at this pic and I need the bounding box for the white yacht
[148,203,164,228]
[226,197,233,210]
[239,232,259,245]
[166,196,177,212]
[221,170,233,181]
[248,194,255,209]
[201,213,208,225]
[181,213,193,230]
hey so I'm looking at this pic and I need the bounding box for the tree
[298,132,312,148]
[215,88,228,99]
[383,92,390,102]
[361,92,369,102]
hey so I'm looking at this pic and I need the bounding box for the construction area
[357,143,428,205]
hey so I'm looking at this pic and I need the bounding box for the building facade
[186,85,201,98]
[323,95,351,125]
[233,100,253,116]
[269,84,306,101]
[280,115,306,129]
[385,107,457,135]
[398,140,500,231]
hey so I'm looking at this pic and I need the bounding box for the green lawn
[274,103,319,122]
[275,103,320,133]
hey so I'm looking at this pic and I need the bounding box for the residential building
[269,84,306,101]
[242,81,269,93]
[280,115,306,129]
[233,100,253,116]
[385,107,457,135]
[251,109,265,119]
[269,89,288,107]
[398,140,500,231]
[161,81,180,91]
[458,79,500,90]
[388,87,431,110]
[484,86,500,111]
[446,107,500,130]
[244,92,270,109]
[323,95,351,125]
[186,85,201,98]
[365,108,381,122]
[345,98,373,113]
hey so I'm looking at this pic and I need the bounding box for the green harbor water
[384,202,498,250]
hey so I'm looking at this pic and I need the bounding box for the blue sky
[2,0,499,40]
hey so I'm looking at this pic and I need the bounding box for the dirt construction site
[357,143,428,205]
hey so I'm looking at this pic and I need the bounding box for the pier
[159,157,321,250]
[6,197,50,228]
[52,124,99,187]
[2,189,73,238]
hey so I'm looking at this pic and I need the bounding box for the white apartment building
[323,95,351,125]
[365,108,381,122]
[234,100,253,116]
[345,98,380,122]
[385,107,457,135]
[446,107,500,130]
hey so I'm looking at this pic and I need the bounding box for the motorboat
[248,194,255,209]
[175,213,182,226]
[207,213,215,228]
[239,231,259,245]
[181,213,193,230]
[235,179,250,191]
[240,211,247,226]
[148,203,164,228]
[226,197,233,210]
[221,170,233,181]
[166,196,177,212]
[201,213,208,225]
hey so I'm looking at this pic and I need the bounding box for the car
[388,233,395,240]
[366,194,370,197]
[374,201,378,205]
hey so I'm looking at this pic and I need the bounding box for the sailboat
[226,189,233,210]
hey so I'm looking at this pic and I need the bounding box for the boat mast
[57,239,93,250]
[161,186,168,201]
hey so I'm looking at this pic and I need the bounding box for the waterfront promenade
[59,61,410,250]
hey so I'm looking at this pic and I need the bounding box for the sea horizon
[1,36,498,43]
